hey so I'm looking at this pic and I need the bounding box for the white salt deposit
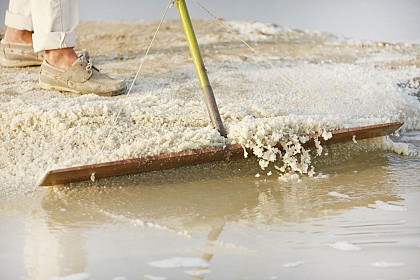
[144,275,167,280]
[375,201,408,212]
[314,137,323,156]
[357,51,417,64]
[98,209,191,237]
[0,20,419,194]
[49,273,90,280]
[149,257,210,269]
[90,172,96,182]
[382,137,419,157]
[282,261,306,268]
[330,241,362,251]
[315,173,329,179]
[225,21,284,41]
[328,192,350,199]
[184,269,212,276]
[278,173,302,182]
[370,262,405,268]
[321,129,333,141]
[210,240,256,253]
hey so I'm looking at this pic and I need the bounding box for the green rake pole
[176,0,227,137]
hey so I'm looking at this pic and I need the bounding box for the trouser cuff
[32,31,76,52]
[5,10,33,31]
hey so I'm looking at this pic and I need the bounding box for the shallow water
[1,138,419,279]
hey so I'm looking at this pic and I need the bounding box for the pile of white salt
[0,21,419,195]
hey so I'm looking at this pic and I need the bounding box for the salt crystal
[149,257,210,269]
[242,146,248,158]
[370,262,405,268]
[49,273,90,280]
[144,275,167,280]
[375,201,407,212]
[184,269,211,276]
[328,191,350,198]
[321,129,333,140]
[283,261,306,268]
[330,241,361,251]
[314,137,323,156]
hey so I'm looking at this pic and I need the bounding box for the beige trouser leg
[5,0,33,31]
[4,0,79,52]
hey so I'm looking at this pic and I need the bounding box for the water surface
[1,141,419,279]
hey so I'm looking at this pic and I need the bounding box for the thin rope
[101,0,175,152]
[192,0,295,86]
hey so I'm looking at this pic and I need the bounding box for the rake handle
[176,0,227,137]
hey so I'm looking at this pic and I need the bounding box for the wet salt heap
[0,20,419,194]
[232,125,316,178]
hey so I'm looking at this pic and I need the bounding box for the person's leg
[31,0,78,69]
[1,0,44,67]
[4,0,33,43]
[2,0,80,68]
[3,0,126,96]
[34,0,126,96]
[4,27,32,43]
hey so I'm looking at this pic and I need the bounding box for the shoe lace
[85,60,99,72]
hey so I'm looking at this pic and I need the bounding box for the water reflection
[32,146,408,278]
[43,145,404,222]
[22,211,87,279]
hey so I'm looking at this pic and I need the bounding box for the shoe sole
[40,80,126,97]
[0,56,42,67]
